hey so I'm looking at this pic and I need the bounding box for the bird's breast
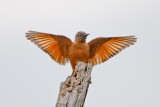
[69,42,90,61]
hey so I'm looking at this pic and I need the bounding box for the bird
[26,31,137,75]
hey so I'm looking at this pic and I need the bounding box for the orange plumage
[26,31,137,75]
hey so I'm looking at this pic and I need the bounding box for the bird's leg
[85,66,87,71]
[71,70,75,76]
[71,63,77,76]
[70,60,79,76]
[84,61,89,71]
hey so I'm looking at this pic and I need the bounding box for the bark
[56,62,92,107]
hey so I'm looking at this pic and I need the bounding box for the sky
[0,0,160,107]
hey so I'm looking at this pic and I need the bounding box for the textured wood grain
[56,62,92,107]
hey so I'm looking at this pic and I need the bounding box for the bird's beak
[85,34,89,37]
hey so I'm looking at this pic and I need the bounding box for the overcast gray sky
[0,0,160,107]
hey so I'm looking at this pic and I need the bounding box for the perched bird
[26,31,137,75]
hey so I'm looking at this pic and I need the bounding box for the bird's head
[75,31,89,43]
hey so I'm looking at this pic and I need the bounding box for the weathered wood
[56,62,92,107]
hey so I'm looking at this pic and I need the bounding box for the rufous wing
[88,36,137,66]
[26,31,73,65]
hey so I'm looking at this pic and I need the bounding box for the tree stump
[56,62,92,107]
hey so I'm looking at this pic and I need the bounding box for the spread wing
[88,36,137,66]
[26,31,73,65]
